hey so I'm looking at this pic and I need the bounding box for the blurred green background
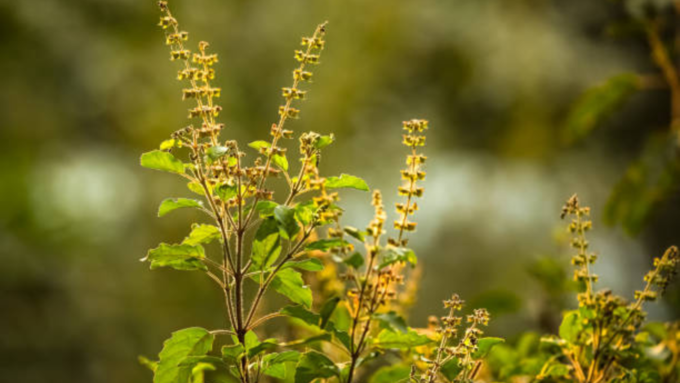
[1,0,679,382]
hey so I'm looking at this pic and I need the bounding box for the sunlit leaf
[154,327,214,383]
[183,224,220,246]
[141,150,185,174]
[143,243,206,271]
[325,174,369,191]
[158,198,204,217]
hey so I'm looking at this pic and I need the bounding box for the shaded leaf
[274,205,300,240]
[271,269,312,308]
[294,351,339,383]
[305,238,347,251]
[373,329,432,349]
[343,252,364,269]
[281,258,324,272]
[472,337,505,359]
[369,365,410,383]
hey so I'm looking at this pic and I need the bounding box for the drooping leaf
[313,134,335,150]
[305,238,348,251]
[294,351,339,383]
[373,328,432,349]
[141,150,185,174]
[440,358,463,381]
[263,351,301,380]
[319,297,340,329]
[160,139,181,150]
[205,146,228,161]
[280,305,321,327]
[538,361,571,379]
[253,201,278,218]
[158,198,204,217]
[272,154,288,171]
[281,258,324,271]
[183,224,221,246]
[559,311,581,344]
[139,356,158,372]
[143,243,206,271]
[271,268,312,308]
[154,327,214,383]
[187,181,206,195]
[374,311,408,333]
[342,252,364,269]
[325,174,369,191]
[369,364,411,383]
[294,202,316,226]
[274,205,300,240]
[215,184,238,202]
[343,226,366,242]
[472,337,505,359]
[248,141,271,151]
[563,73,639,144]
[251,218,281,270]
[379,247,417,269]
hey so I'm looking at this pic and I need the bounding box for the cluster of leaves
[562,0,680,234]
[138,3,501,383]
[486,195,679,383]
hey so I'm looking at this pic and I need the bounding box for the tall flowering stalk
[139,3,502,383]
[534,195,680,383]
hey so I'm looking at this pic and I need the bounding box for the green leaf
[563,73,639,144]
[154,327,214,383]
[215,184,238,202]
[251,218,281,270]
[313,134,335,150]
[221,344,244,363]
[183,224,221,246]
[139,356,158,372]
[271,268,312,308]
[374,311,408,333]
[187,181,206,195]
[379,247,417,269]
[369,364,410,383]
[325,174,369,191]
[373,328,432,350]
[263,351,301,379]
[440,358,463,381]
[472,337,505,359]
[538,362,571,378]
[141,150,185,174]
[281,305,321,327]
[305,238,348,251]
[158,198,204,217]
[248,140,271,151]
[206,146,228,161]
[272,154,288,171]
[254,201,278,218]
[274,205,300,240]
[319,297,340,329]
[559,311,581,343]
[343,226,365,242]
[294,202,316,226]
[281,258,324,271]
[143,243,206,271]
[294,351,339,383]
[160,139,180,150]
[343,252,364,269]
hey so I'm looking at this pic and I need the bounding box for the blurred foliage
[1,0,679,382]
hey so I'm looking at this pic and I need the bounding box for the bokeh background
[1,0,679,382]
